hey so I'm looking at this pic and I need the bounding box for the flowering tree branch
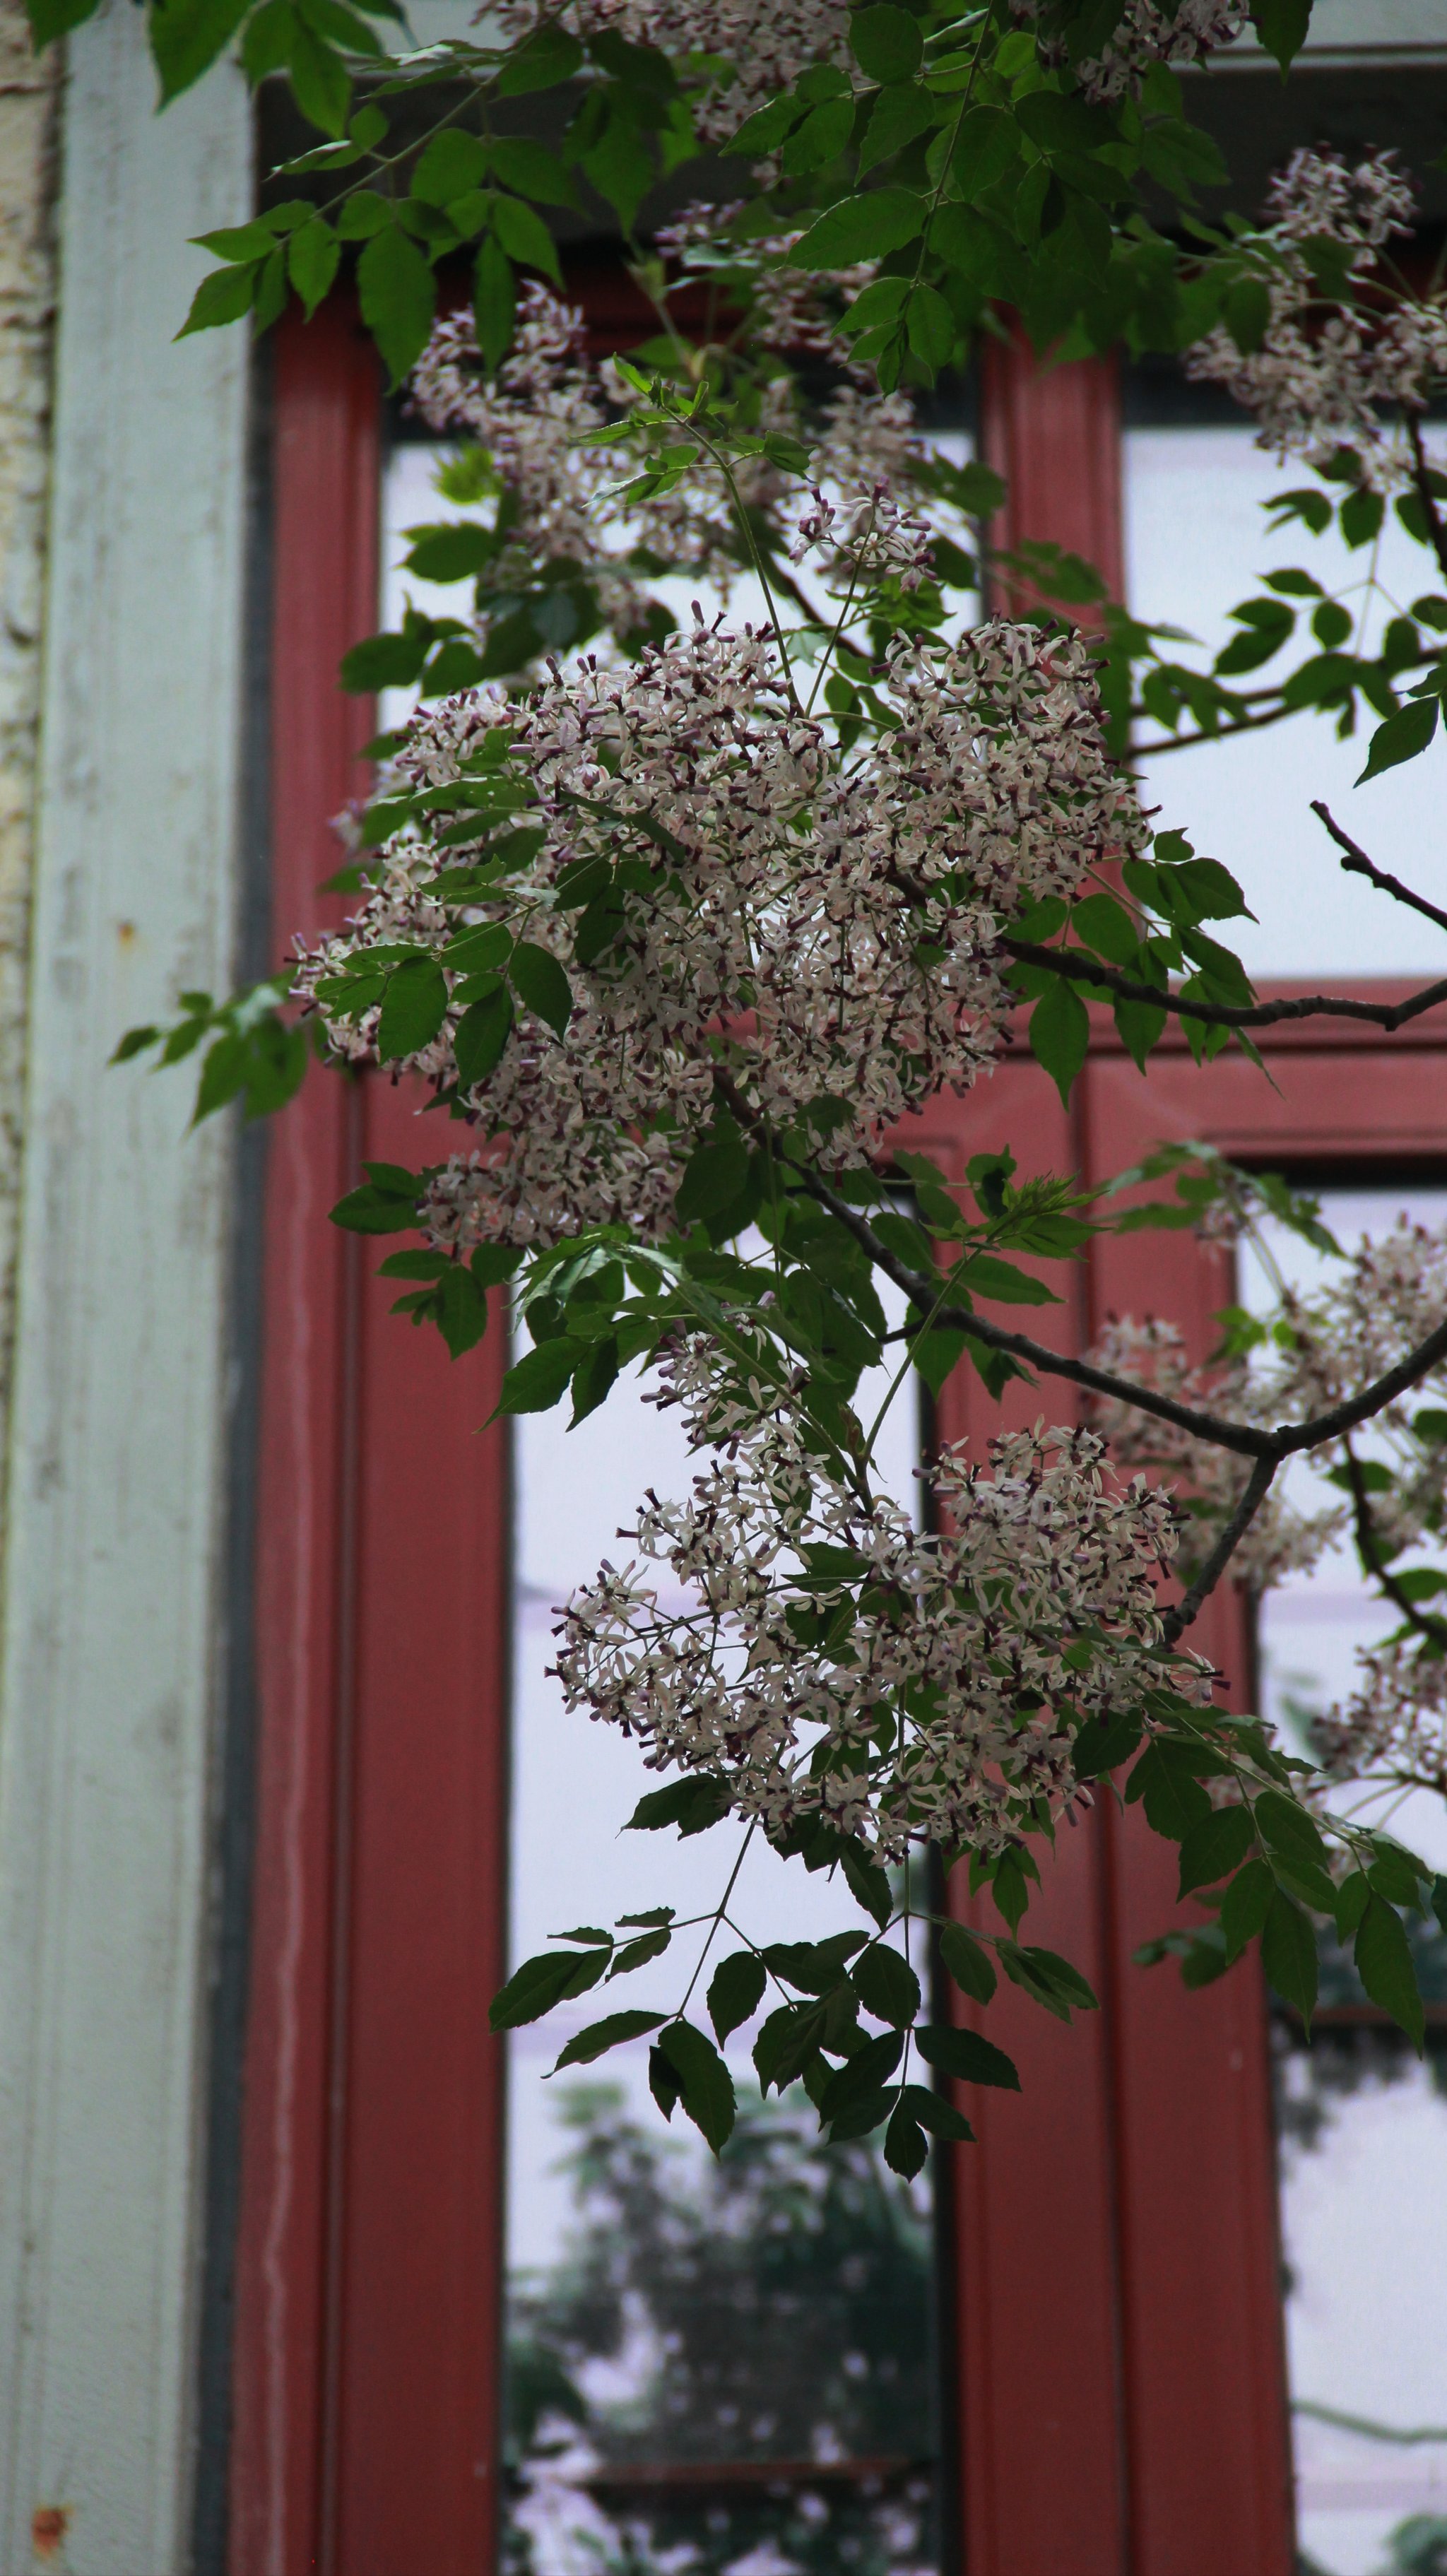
[1002,940,1447,1034]
[793,1154,1447,1483]
[111,2,1447,2131]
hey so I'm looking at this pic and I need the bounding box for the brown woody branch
[1311,800,1447,941]
[1342,1441,1447,1649]
[793,1159,1447,1470]
[1160,1455,1279,1646]
[1002,938,1447,1034]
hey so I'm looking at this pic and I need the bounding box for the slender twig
[1160,1455,1277,1644]
[791,1157,1447,1470]
[692,429,801,709]
[678,1821,757,2016]
[1002,938,1447,1035]
[1293,2399,1447,2448]
[1408,415,1447,587]
[1342,1441,1447,1647]
[1312,800,1447,941]
[1130,701,1299,761]
[1129,639,1441,765]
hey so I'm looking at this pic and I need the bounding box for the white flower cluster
[1264,145,1417,249]
[297,612,1143,1249]
[1093,1220,1447,1807]
[408,285,931,631]
[551,1340,1190,1860]
[492,0,850,138]
[1311,1640,1447,1806]
[1087,1316,1342,1593]
[653,199,878,366]
[1010,0,1245,99]
[789,483,936,592]
[411,285,728,625]
[1186,149,1447,490]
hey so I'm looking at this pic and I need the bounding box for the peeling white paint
[0,11,251,2568]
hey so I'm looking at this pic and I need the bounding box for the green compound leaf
[496,19,584,92]
[358,218,437,388]
[412,129,490,205]
[675,1121,750,1225]
[899,2082,974,2144]
[791,187,925,267]
[1260,1888,1318,2029]
[708,1949,768,2043]
[329,1162,423,1234]
[1028,974,1090,1108]
[489,191,562,283]
[553,2009,668,2069]
[489,1943,610,2029]
[289,19,350,135]
[1357,695,1438,785]
[454,985,514,1091]
[627,1776,731,1836]
[474,233,517,372]
[915,2024,1020,2090]
[1177,1802,1256,1899]
[1219,1855,1274,1962]
[495,1337,581,1414]
[998,1942,1098,2021]
[883,2094,928,2178]
[288,215,341,317]
[376,955,448,1062]
[850,2,923,84]
[512,940,574,1036]
[150,0,252,96]
[177,259,261,340]
[658,2019,736,2151]
[569,1335,619,1425]
[938,1921,997,2005]
[1249,0,1312,72]
[820,2031,905,2123]
[852,1943,921,2031]
[26,0,101,45]
[1354,1892,1425,2051]
[859,85,938,175]
[489,137,577,205]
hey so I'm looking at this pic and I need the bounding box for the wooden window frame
[227,297,1447,2576]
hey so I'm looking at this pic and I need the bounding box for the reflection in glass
[1241,1193,1447,2576]
[1123,424,1447,983]
[505,1296,939,2573]
[1276,1946,1447,2576]
[374,431,947,2575]
[505,2086,938,2576]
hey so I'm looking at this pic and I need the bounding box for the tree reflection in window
[1278,1920,1447,2576]
[504,2085,940,2576]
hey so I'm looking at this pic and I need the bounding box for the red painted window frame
[228,302,1447,2576]
[230,302,510,2576]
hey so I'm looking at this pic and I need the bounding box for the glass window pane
[1123,423,1447,981]
[508,1304,942,2576]
[1241,1189,1447,2576]
[379,419,948,2576]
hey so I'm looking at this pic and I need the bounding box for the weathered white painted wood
[0,13,252,2570]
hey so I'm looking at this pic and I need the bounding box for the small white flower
[296,615,1144,1251]
[1185,150,1447,490]
[550,1341,1191,1860]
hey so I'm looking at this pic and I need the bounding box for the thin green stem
[678,1821,757,2015]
